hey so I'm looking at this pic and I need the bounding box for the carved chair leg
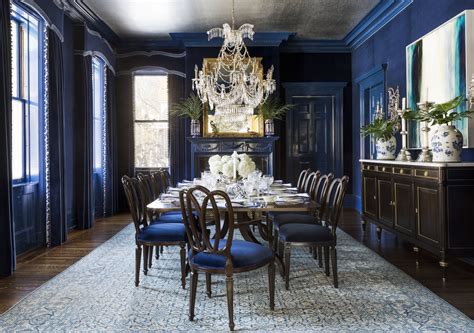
[206,273,212,298]
[143,245,149,275]
[324,246,330,276]
[331,246,338,288]
[376,227,382,241]
[361,218,367,231]
[312,246,318,260]
[155,246,160,260]
[148,246,153,268]
[284,243,291,290]
[160,246,164,254]
[189,270,198,321]
[180,244,186,289]
[317,247,323,268]
[226,274,235,331]
[135,245,142,287]
[268,259,275,310]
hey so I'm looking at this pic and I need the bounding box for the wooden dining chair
[122,175,187,288]
[296,168,310,192]
[278,176,349,290]
[180,185,275,331]
[303,170,320,194]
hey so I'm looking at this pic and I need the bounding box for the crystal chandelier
[192,0,276,124]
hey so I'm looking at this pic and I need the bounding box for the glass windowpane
[134,75,168,121]
[134,122,169,168]
[12,100,24,180]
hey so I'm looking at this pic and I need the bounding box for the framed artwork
[406,10,474,148]
[202,57,264,137]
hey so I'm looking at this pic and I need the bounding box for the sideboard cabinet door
[393,178,414,235]
[363,174,377,220]
[415,184,441,246]
[377,176,393,227]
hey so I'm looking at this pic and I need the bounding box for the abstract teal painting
[406,12,470,148]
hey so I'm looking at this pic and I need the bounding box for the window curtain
[74,54,94,229]
[48,28,67,245]
[168,74,185,184]
[0,0,15,276]
[105,67,116,216]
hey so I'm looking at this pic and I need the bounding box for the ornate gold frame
[202,57,264,137]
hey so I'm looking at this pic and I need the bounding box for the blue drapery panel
[168,75,185,184]
[105,67,117,216]
[0,0,15,276]
[74,54,94,229]
[48,28,67,245]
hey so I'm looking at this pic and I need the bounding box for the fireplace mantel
[188,136,279,178]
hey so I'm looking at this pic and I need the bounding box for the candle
[402,97,406,110]
[194,65,198,79]
[232,151,238,180]
[426,87,429,102]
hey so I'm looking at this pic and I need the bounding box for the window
[133,74,169,169]
[92,57,105,171]
[11,3,41,183]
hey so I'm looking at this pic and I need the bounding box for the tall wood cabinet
[360,160,474,274]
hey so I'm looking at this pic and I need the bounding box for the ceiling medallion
[192,0,276,124]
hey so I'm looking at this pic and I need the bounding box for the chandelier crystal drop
[192,0,276,123]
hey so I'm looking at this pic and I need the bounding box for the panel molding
[282,82,347,179]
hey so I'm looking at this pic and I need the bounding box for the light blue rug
[0,224,473,332]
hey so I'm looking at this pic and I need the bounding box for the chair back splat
[296,168,310,192]
[122,176,148,235]
[137,173,158,201]
[323,176,350,236]
[313,173,334,214]
[180,185,235,260]
[160,169,172,192]
[305,171,321,196]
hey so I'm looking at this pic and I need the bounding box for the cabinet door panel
[378,178,393,227]
[363,175,377,219]
[394,180,414,235]
[416,186,441,245]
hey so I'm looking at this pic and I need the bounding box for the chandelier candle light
[192,0,276,125]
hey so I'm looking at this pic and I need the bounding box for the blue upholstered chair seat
[189,239,273,270]
[273,213,318,230]
[138,223,186,242]
[278,223,334,243]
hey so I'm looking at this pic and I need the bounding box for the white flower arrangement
[208,152,257,179]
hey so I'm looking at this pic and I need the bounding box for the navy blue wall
[351,0,474,211]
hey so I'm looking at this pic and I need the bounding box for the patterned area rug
[1,224,473,332]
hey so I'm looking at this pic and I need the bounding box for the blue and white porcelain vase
[430,124,463,162]
[376,135,397,160]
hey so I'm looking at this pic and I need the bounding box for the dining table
[146,179,319,274]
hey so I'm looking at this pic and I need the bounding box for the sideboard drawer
[414,168,439,180]
[393,167,412,176]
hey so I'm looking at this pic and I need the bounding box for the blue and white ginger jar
[376,135,397,160]
[430,124,463,162]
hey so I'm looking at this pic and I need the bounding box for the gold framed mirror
[202,57,264,137]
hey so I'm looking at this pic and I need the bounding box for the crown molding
[116,50,186,59]
[344,0,413,50]
[280,40,351,53]
[116,66,186,78]
[169,32,295,48]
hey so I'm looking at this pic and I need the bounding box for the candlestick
[396,106,412,162]
[416,101,434,162]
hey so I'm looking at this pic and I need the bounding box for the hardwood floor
[0,214,130,314]
[0,210,473,320]
[338,209,474,320]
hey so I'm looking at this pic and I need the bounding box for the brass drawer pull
[424,171,429,177]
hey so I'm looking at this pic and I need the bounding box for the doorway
[283,82,345,184]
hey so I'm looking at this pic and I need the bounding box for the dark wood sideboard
[360,159,474,278]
